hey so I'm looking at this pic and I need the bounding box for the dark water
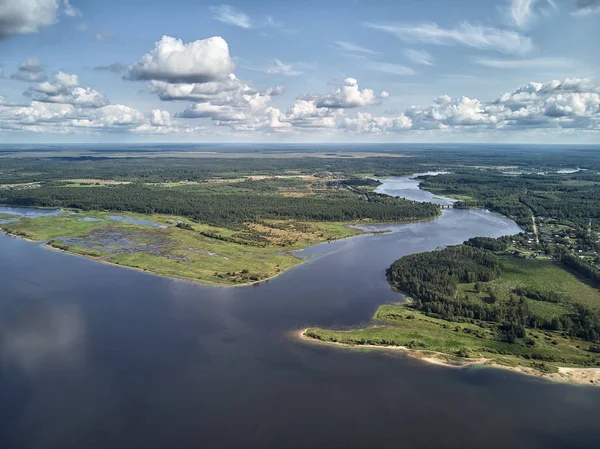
[1,187,599,449]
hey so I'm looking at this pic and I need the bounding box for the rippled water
[0,180,599,449]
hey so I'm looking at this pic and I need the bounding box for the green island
[304,237,600,385]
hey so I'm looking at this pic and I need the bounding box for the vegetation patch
[306,237,600,377]
[2,210,366,286]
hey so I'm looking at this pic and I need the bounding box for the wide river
[1,178,599,449]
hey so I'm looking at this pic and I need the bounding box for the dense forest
[2,145,600,184]
[0,182,439,227]
[386,244,600,343]
[0,156,419,184]
[420,170,600,229]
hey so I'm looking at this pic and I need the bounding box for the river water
[0,179,599,449]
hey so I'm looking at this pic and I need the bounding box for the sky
[0,0,599,143]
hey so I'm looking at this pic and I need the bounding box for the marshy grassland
[2,210,365,286]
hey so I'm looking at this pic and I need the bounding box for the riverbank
[298,328,600,387]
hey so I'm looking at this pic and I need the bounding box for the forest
[386,243,600,343]
[0,181,439,227]
[419,170,600,229]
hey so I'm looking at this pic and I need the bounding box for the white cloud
[504,0,556,28]
[210,4,253,29]
[343,112,412,133]
[63,0,80,17]
[365,61,416,76]
[401,77,600,131]
[474,57,575,69]
[406,95,493,128]
[94,28,113,41]
[333,41,379,55]
[25,71,109,108]
[94,62,127,73]
[366,21,533,55]
[264,16,283,28]
[149,109,172,126]
[0,100,194,135]
[127,35,235,83]
[315,78,389,108]
[10,58,47,82]
[403,49,433,66]
[266,59,304,76]
[572,0,600,15]
[0,0,60,39]
[17,58,44,73]
[174,75,282,126]
[282,99,342,129]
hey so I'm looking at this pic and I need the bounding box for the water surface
[0,206,62,218]
[0,180,599,449]
[109,215,167,229]
[375,172,455,205]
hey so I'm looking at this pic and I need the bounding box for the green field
[306,304,597,372]
[1,210,362,286]
[456,259,600,318]
[306,258,600,373]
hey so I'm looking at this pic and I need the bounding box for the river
[0,178,599,449]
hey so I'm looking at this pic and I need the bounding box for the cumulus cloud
[343,112,412,133]
[25,72,109,108]
[210,4,253,29]
[315,78,389,108]
[403,49,433,66]
[0,0,60,39]
[127,35,235,83]
[333,41,380,55]
[10,58,47,82]
[366,21,533,55]
[404,77,600,131]
[176,81,280,122]
[406,95,492,128]
[0,99,195,135]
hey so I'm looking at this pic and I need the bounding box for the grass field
[306,259,600,373]
[1,210,362,285]
[306,303,599,373]
[457,259,600,314]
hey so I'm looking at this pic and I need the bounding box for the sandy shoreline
[297,329,600,387]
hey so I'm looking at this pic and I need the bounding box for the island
[303,236,600,386]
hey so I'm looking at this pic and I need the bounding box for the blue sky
[0,0,599,143]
